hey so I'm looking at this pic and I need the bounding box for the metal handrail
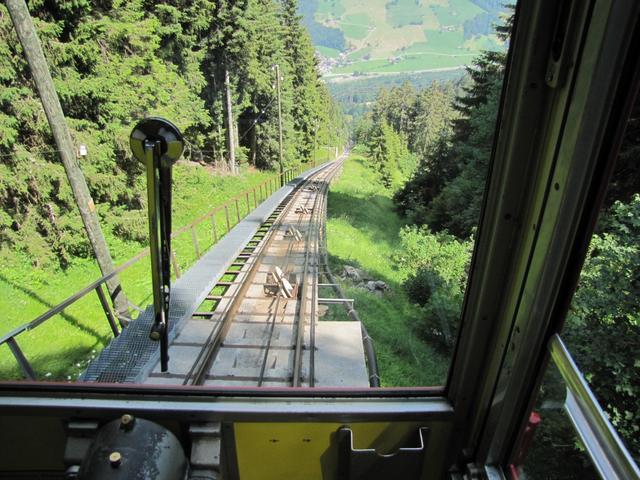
[1,164,303,379]
[549,334,640,480]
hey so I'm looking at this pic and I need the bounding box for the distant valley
[299,0,507,80]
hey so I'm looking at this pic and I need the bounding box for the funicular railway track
[145,160,344,387]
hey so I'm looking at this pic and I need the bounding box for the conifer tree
[240,0,292,169]
[5,0,129,315]
[394,15,509,235]
[280,0,322,161]
[0,0,347,273]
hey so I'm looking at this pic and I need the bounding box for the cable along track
[144,160,367,387]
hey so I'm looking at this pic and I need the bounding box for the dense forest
[355,10,639,466]
[330,69,466,118]
[0,0,346,269]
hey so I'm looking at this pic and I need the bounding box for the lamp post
[313,120,318,168]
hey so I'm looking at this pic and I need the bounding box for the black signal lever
[130,118,184,372]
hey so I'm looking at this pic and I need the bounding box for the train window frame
[0,9,520,397]
[0,0,634,402]
[1,1,640,478]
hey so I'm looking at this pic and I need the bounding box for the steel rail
[292,162,343,387]
[306,180,327,387]
[185,169,326,386]
[256,293,286,386]
[245,164,339,387]
[307,181,322,388]
[292,180,323,387]
[184,196,293,386]
[254,177,318,386]
[310,177,333,386]
[178,202,289,385]
[292,178,327,385]
[169,208,275,379]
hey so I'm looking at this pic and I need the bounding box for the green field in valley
[308,0,505,76]
[331,53,469,75]
[316,45,343,58]
[432,0,483,24]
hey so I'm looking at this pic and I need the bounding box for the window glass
[0,1,513,389]
[560,97,640,460]
[511,360,600,480]
[511,81,640,477]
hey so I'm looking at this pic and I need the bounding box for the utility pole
[224,67,237,175]
[6,0,129,318]
[274,64,285,186]
[313,120,318,168]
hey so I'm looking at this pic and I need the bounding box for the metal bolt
[109,451,122,468]
[120,414,135,431]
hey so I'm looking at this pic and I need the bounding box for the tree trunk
[250,124,257,166]
[224,67,237,175]
[313,121,318,167]
[6,0,129,318]
[216,123,224,168]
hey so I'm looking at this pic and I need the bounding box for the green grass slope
[326,150,449,386]
[0,164,275,381]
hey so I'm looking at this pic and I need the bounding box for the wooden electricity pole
[6,0,129,317]
[274,64,285,186]
[224,67,237,175]
[313,120,318,168]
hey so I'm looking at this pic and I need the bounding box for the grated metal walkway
[81,163,332,383]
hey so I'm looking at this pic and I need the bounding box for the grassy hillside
[304,0,506,77]
[0,164,275,381]
[326,149,450,386]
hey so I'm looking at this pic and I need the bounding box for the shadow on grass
[0,272,108,341]
[0,338,105,381]
[326,187,408,288]
[326,251,403,288]
[321,256,451,386]
[328,190,403,245]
